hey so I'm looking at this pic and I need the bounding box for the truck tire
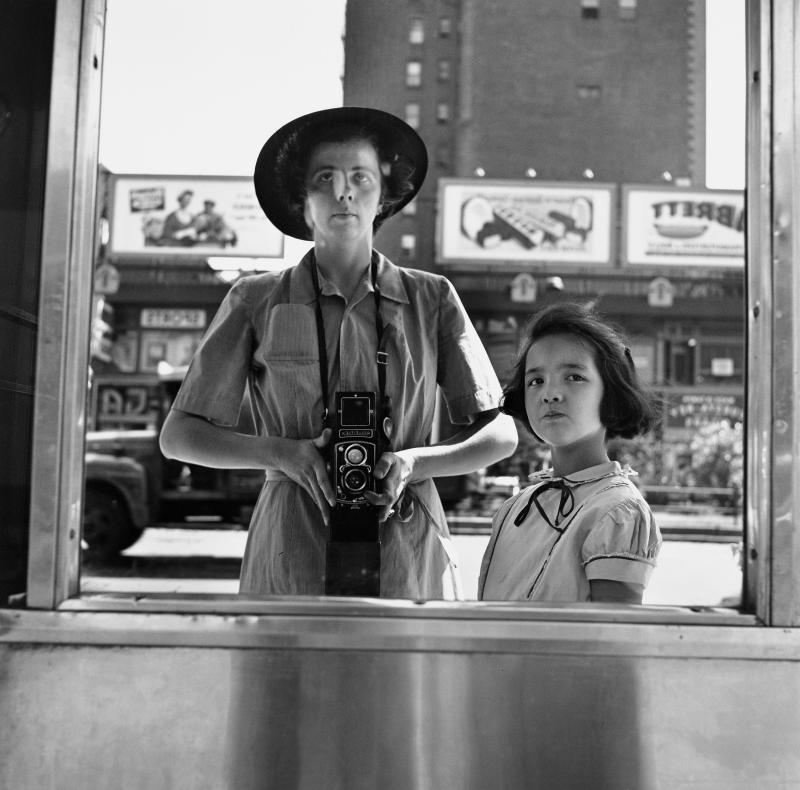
[82,487,142,563]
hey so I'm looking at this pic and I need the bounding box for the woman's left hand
[365,450,416,522]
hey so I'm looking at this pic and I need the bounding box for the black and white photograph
[4,0,800,788]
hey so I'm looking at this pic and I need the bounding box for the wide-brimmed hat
[253,107,428,240]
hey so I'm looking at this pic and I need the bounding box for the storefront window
[54,0,747,612]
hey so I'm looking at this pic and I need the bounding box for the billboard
[108,175,284,259]
[623,186,744,267]
[436,179,615,265]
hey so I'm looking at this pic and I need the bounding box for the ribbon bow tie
[514,478,576,530]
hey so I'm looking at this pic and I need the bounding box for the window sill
[3,594,791,662]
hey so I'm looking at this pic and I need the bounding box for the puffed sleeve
[581,498,662,587]
[436,276,503,423]
[171,278,255,426]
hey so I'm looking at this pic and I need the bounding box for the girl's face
[303,139,383,243]
[524,333,606,452]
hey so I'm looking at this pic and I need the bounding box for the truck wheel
[82,488,141,563]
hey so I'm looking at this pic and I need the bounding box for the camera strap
[309,252,391,446]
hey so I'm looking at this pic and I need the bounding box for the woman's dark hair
[280,121,417,235]
[501,301,662,442]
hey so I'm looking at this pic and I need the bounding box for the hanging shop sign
[94,262,120,295]
[436,178,615,266]
[647,276,675,307]
[509,272,538,303]
[623,186,744,267]
[108,174,284,259]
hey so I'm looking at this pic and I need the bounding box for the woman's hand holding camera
[274,429,335,524]
[366,449,416,522]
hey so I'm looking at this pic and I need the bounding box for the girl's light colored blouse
[479,461,661,601]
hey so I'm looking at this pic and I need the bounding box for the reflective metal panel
[769,0,800,625]
[1,634,799,789]
[27,0,105,607]
[745,0,773,618]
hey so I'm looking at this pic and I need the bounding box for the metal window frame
[24,0,800,630]
[26,0,105,609]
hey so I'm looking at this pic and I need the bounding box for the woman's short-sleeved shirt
[172,250,503,598]
[478,461,661,602]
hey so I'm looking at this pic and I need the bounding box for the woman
[159,106,517,598]
[160,189,197,245]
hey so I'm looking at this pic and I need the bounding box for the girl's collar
[528,460,632,486]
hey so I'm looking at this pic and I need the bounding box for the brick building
[343,0,744,484]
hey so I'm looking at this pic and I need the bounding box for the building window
[437,58,451,81]
[619,0,637,20]
[577,84,602,99]
[435,144,450,169]
[400,234,417,258]
[401,200,417,216]
[438,16,452,38]
[664,337,697,385]
[406,61,422,88]
[409,18,424,44]
[404,102,420,129]
[436,102,450,123]
[699,339,744,385]
[581,0,599,19]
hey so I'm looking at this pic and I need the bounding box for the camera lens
[344,444,367,465]
[343,467,369,493]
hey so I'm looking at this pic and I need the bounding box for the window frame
[405,60,422,88]
[24,0,800,632]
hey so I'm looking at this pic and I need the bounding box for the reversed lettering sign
[140,308,206,330]
[624,186,744,267]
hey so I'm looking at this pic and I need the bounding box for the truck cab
[82,368,263,561]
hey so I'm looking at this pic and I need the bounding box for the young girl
[478,302,662,604]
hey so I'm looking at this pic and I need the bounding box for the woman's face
[523,333,606,451]
[303,139,383,243]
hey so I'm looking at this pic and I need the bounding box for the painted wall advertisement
[624,186,744,267]
[108,175,284,259]
[436,179,615,265]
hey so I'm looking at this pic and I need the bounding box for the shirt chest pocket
[259,304,318,362]
[255,304,321,437]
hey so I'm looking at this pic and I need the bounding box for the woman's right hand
[273,429,335,524]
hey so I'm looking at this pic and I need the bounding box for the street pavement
[82,521,742,607]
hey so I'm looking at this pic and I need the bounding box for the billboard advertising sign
[108,175,284,259]
[436,179,615,265]
[623,186,744,267]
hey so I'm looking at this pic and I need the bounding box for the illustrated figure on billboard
[139,191,238,248]
[160,189,199,245]
[460,194,593,250]
[192,199,238,247]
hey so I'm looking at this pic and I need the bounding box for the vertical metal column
[762,0,800,625]
[26,0,106,608]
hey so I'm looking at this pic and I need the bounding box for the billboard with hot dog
[436,179,615,265]
[623,186,744,267]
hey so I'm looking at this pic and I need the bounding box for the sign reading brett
[623,186,744,267]
[436,179,615,265]
[108,175,284,259]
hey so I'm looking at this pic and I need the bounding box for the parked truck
[82,369,263,561]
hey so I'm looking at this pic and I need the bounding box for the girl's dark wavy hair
[501,301,662,442]
[277,120,417,235]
